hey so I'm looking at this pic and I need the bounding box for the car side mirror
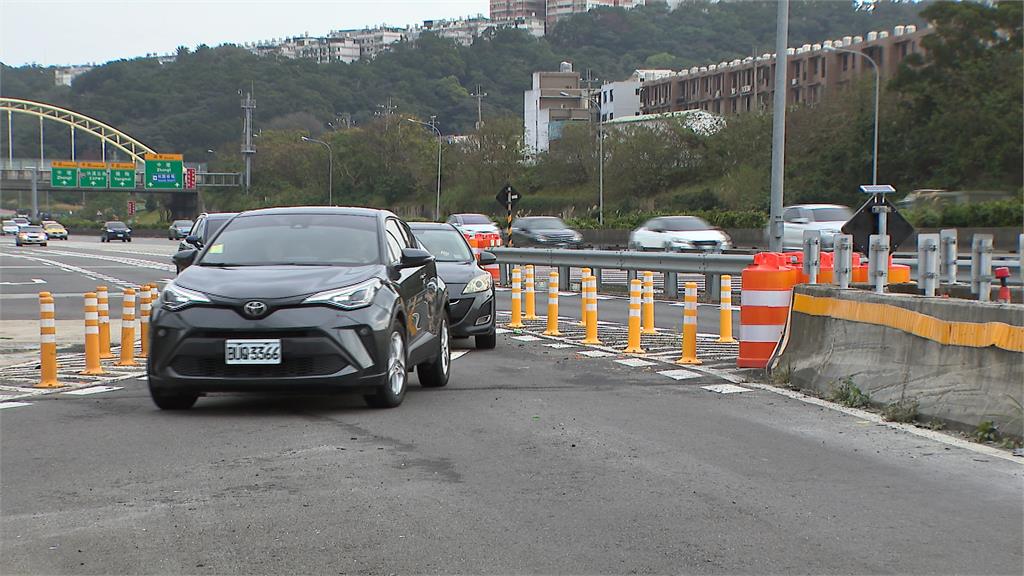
[172,248,197,271]
[478,251,498,266]
[790,217,810,225]
[185,234,203,248]
[398,247,434,269]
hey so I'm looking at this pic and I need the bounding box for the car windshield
[21,226,43,233]
[3,221,14,226]
[460,214,492,225]
[198,213,380,266]
[412,228,474,262]
[45,223,63,229]
[809,207,852,222]
[205,217,232,238]
[525,217,566,230]
[659,217,711,231]
[106,222,127,229]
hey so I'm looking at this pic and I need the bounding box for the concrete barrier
[775,284,1023,438]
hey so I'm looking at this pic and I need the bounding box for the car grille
[692,240,721,249]
[171,355,346,378]
[448,297,474,324]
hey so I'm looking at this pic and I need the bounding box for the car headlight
[162,283,211,311]
[571,232,582,241]
[303,278,381,310]
[462,273,492,295]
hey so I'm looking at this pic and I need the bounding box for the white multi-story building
[599,69,674,122]
[524,62,593,153]
[416,16,493,46]
[54,66,93,86]
[546,0,645,27]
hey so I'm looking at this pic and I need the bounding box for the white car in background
[629,216,732,252]
[446,213,502,236]
[2,220,19,235]
[780,204,853,250]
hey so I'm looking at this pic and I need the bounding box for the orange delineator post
[543,270,562,336]
[36,293,62,388]
[150,285,160,314]
[677,282,701,365]
[524,265,538,320]
[116,288,138,367]
[717,274,737,344]
[81,292,105,375]
[96,285,113,359]
[641,271,656,334]
[579,267,591,325]
[581,275,602,345]
[738,253,799,368]
[138,284,151,359]
[508,267,525,328]
[623,279,645,354]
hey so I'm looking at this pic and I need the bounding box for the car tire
[476,331,497,350]
[417,316,451,388]
[150,388,199,410]
[364,323,407,408]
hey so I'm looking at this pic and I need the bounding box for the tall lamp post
[562,90,604,226]
[300,136,333,205]
[824,45,880,185]
[406,117,442,221]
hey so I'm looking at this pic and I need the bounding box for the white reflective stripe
[85,311,98,321]
[40,318,55,328]
[741,324,785,343]
[629,308,640,317]
[586,303,596,311]
[98,303,109,311]
[721,303,732,311]
[124,320,137,329]
[99,316,109,324]
[124,296,136,303]
[740,290,792,307]
[85,326,99,335]
[140,316,149,323]
[40,303,55,313]
[40,334,56,343]
[643,295,653,304]
[85,298,97,306]
[683,316,697,325]
[141,303,152,311]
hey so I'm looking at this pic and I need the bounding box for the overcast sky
[0,0,491,67]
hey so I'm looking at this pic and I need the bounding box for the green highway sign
[78,162,108,188]
[144,153,183,189]
[51,161,78,188]
[110,163,136,188]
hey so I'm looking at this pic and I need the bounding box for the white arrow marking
[0,278,46,286]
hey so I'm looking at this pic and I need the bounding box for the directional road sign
[78,162,109,188]
[110,163,136,188]
[144,153,184,189]
[51,161,77,188]
[496,184,521,209]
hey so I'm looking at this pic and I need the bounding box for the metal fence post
[917,233,939,297]
[940,229,958,285]
[558,266,570,292]
[627,269,637,284]
[593,268,603,292]
[664,272,678,299]
[802,229,821,284]
[704,273,721,303]
[971,234,994,301]
[869,234,889,293]
[500,263,509,287]
[834,234,852,289]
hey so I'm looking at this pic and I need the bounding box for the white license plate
[225,339,281,365]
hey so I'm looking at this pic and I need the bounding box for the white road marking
[495,328,511,334]
[63,386,124,396]
[544,343,576,349]
[578,350,615,358]
[0,402,33,409]
[450,350,470,361]
[0,278,46,285]
[702,384,751,394]
[658,369,702,380]
[615,358,657,367]
[511,335,542,342]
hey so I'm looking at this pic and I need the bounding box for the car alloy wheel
[388,331,406,397]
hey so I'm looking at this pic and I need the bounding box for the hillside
[0,0,928,160]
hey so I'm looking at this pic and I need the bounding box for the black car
[508,216,583,248]
[175,212,238,271]
[149,207,451,410]
[100,221,131,242]
[409,222,496,349]
[168,219,194,240]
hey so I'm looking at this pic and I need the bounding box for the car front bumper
[448,289,495,337]
[148,303,392,394]
[18,236,47,244]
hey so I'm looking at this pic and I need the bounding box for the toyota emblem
[243,301,268,318]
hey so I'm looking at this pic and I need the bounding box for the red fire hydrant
[995,267,1011,303]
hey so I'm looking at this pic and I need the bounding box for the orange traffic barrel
[738,252,799,368]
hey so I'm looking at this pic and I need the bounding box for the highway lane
[1,332,1021,574]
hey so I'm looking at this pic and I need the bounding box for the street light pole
[300,136,333,205]
[825,45,880,185]
[406,117,443,221]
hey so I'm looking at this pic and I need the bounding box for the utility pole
[768,0,789,253]
[240,87,256,192]
[376,98,397,130]
[470,85,487,130]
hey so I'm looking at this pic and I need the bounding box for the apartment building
[599,69,675,122]
[524,63,594,153]
[417,16,493,46]
[491,0,546,21]
[546,0,645,27]
[640,24,927,116]
[276,35,361,63]
[54,66,94,87]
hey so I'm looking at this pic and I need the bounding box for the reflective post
[582,276,602,345]
[97,285,113,359]
[509,267,524,328]
[641,271,656,334]
[116,288,138,366]
[717,275,736,343]
[543,271,562,336]
[869,234,889,293]
[81,292,105,375]
[138,284,151,358]
[917,234,940,297]
[524,265,538,320]
[940,229,958,285]
[580,267,591,325]
[833,234,853,289]
[676,282,701,365]
[802,230,821,284]
[36,292,62,388]
[623,279,645,354]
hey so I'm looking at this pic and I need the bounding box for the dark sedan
[168,219,194,240]
[508,216,583,248]
[100,221,131,242]
[150,207,451,410]
[409,222,496,349]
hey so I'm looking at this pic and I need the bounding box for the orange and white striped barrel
[37,292,61,388]
[96,285,114,359]
[738,253,798,368]
[81,292,105,375]
[509,267,524,328]
[623,279,645,354]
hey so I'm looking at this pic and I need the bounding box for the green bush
[566,209,767,230]
[903,199,1023,228]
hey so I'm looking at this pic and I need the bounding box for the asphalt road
[1,234,1022,575]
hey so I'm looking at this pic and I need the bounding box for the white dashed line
[511,335,542,342]
[544,343,577,349]
[615,358,656,367]
[0,402,33,409]
[578,350,615,358]
[658,369,702,380]
[451,350,470,361]
[702,384,751,394]
[62,386,124,396]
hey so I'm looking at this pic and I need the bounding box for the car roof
[408,222,458,230]
[202,212,239,221]
[235,206,391,220]
[784,204,850,209]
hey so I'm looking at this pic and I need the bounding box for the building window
[609,112,613,120]
[842,53,849,72]
[609,89,614,102]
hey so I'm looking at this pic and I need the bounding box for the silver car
[778,204,853,250]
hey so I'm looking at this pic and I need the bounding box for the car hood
[175,264,382,300]
[654,229,730,242]
[435,260,485,286]
[458,224,500,234]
